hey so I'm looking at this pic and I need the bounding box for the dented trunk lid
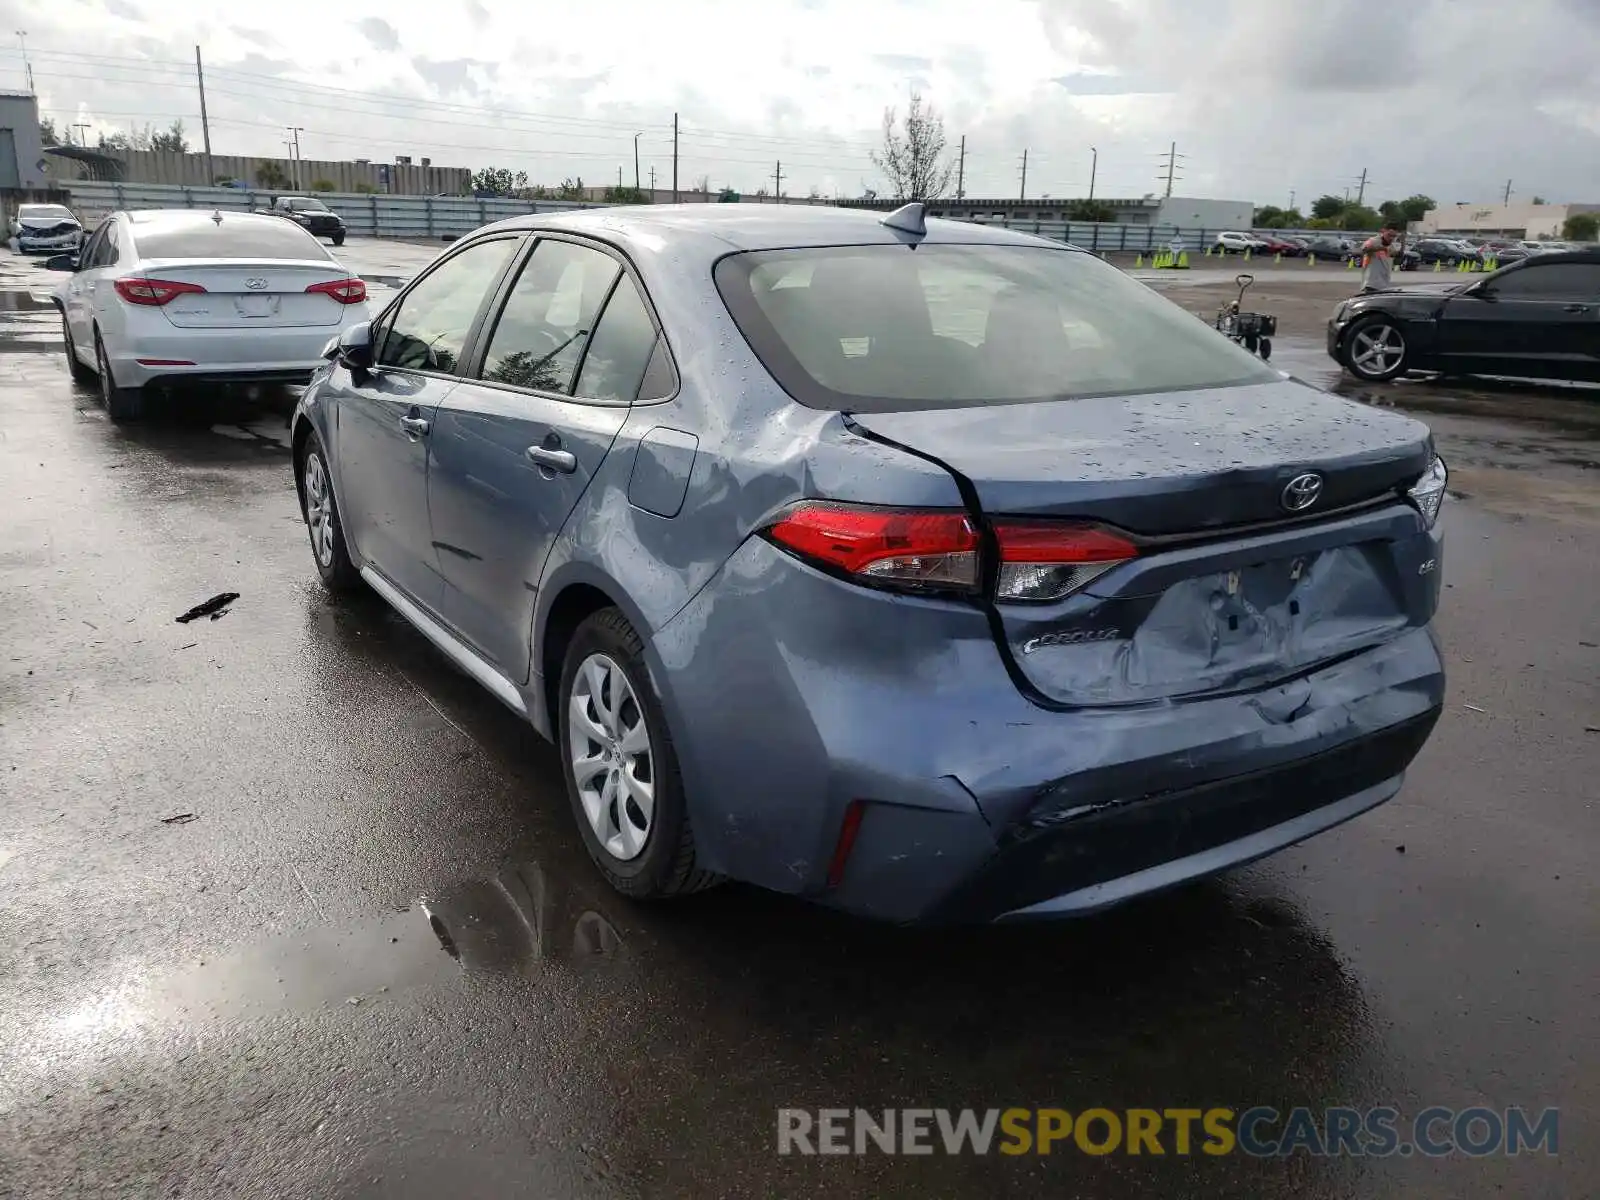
[849,380,1440,706]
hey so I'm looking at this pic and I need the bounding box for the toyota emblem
[1281,472,1324,513]
[244,277,269,290]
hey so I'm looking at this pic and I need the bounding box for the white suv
[1214,231,1268,254]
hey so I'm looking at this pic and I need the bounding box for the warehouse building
[1417,201,1600,239]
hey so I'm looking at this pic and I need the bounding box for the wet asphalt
[1,240,1596,1199]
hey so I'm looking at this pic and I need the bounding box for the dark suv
[261,196,347,246]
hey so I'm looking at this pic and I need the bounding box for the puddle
[30,860,627,1052]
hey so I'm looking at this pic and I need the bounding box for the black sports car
[1327,250,1600,382]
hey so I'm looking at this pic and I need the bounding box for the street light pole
[1089,146,1097,201]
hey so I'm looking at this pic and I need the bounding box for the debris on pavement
[1396,845,1406,854]
[160,813,199,825]
[1463,703,1487,713]
[175,593,240,624]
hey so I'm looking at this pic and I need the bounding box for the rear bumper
[109,317,361,387]
[647,536,1446,924]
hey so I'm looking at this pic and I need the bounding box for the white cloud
[2,0,1594,206]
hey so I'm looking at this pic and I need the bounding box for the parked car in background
[1253,232,1301,256]
[1411,238,1479,267]
[1302,235,1353,261]
[1484,245,1538,265]
[1213,231,1270,254]
[9,203,84,254]
[292,202,1448,923]
[46,209,370,420]
[1329,249,1600,383]
[258,195,348,246]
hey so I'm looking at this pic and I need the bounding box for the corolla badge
[1281,472,1324,513]
[244,277,269,290]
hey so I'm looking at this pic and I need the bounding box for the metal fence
[61,181,601,240]
[59,180,1379,252]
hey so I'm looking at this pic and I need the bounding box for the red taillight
[306,277,367,304]
[826,801,866,889]
[766,502,980,591]
[113,277,206,306]
[992,520,1138,602]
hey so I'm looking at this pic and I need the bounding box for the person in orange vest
[1359,222,1405,292]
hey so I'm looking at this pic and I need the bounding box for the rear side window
[378,237,518,373]
[574,276,659,403]
[131,218,332,261]
[479,239,620,393]
[715,244,1278,412]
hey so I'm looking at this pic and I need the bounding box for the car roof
[476,202,1082,257]
[1503,249,1600,264]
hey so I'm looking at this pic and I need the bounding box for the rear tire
[558,608,719,901]
[1342,315,1409,382]
[94,331,145,421]
[298,433,362,593]
[62,313,94,385]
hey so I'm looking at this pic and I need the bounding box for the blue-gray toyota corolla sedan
[291,203,1447,923]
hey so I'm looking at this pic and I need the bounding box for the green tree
[1397,194,1435,223]
[1067,199,1117,223]
[150,120,188,153]
[556,177,587,201]
[471,166,528,196]
[353,182,379,194]
[309,179,337,192]
[39,117,60,146]
[1563,212,1599,242]
[870,91,955,201]
[255,161,290,189]
[1311,194,1349,220]
[1253,205,1304,228]
[1531,196,1547,205]
[1340,205,1382,231]
[603,185,651,205]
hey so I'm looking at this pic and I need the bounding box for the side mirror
[324,321,374,370]
[44,253,79,272]
[1471,284,1496,300]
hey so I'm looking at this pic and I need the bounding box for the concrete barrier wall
[50,150,470,195]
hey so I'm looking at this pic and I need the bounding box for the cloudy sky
[2,0,1597,207]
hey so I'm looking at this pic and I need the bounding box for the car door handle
[526,446,577,473]
[1563,304,1590,314]
[399,415,431,438]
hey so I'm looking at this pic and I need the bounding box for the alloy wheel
[1349,322,1405,377]
[303,452,336,568]
[567,652,655,862]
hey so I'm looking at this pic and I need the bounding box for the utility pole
[955,135,966,201]
[1089,146,1098,201]
[672,113,679,203]
[195,46,214,185]
[72,122,90,147]
[15,31,33,94]
[1018,148,1028,201]
[1158,141,1184,198]
[1503,178,1514,206]
[617,164,623,188]
[1355,167,1368,206]
[773,160,783,201]
[633,132,642,190]
[649,165,657,192]
[1289,189,1296,211]
[285,126,303,187]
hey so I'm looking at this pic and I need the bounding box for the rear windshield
[131,218,332,261]
[715,244,1279,412]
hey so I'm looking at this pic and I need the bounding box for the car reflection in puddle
[421,861,625,975]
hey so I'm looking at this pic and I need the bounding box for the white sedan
[10,203,85,254]
[49,208,370,420]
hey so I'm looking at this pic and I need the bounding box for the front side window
[716,243,1278,412]
[479,239,620,393]
[377,237,518,373]
[1490,263,1600,299]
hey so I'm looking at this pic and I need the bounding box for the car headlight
[1333,301,1350,321]
[1408,454,1448,528]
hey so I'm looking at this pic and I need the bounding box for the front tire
[94,332,146,421]
[62,313,95,385]
[559,608,718,900]
[1342,315,1409,382]
[298,434,362,592]
[331,232,346,247]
